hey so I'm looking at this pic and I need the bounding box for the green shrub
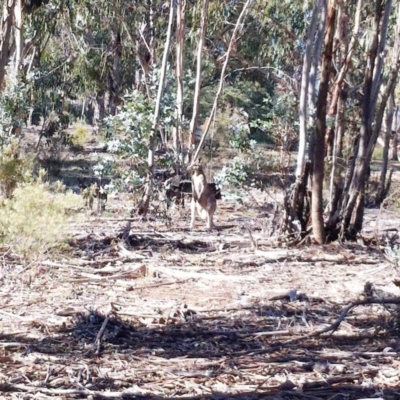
[0,141,33,198]
[0,67,29,145]
[372,146,384,160]
[104,88,178,193]
[70,121,90,147]
[0,175,82,259]
[215,141,280,190]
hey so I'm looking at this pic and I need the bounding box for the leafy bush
[215,156,250,187]
[0,140,33,198]
[0,174,82,259]
[251,90,298,150]
[215,140,279,191]
[372,146,384,160]
[228,123,251,151]
[104,89,153,176]
[70,121,90,147]
[104,84,177,193]
[0,67,29,144]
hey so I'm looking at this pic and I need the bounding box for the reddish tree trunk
[311,0,336,244]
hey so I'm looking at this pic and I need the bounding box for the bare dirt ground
[1,131,400,399]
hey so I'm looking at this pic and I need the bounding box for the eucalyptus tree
[0,0,50,140]
[64,0,140,117]
[325,0,363,230]
[296,0,325,184]
[188,0,209,153]
[377,90,395,202]
[311,0,336,244]
[288,0,400,242]
[193,0,254,161]
[138,0,176,216]
[316,0,400,239]
[292,0,326,236]
[172,0,185,153]
[338,0,399,236]
[0,0,20,87]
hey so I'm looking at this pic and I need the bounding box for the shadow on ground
[1,289,400,399]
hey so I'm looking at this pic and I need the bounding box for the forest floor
[1,128,400,399]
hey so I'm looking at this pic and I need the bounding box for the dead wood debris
[1,209,400,399]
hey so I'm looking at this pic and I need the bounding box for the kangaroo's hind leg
[190,198,196,229]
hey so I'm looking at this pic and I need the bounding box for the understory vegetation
[0,169,82,260]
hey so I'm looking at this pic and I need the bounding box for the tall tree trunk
[371,4,400,203]
[193,0,253,162]
[327,0,362,224]
[371,0,392,110]
[13,0,22,74]
[308,1,326,116]
[138,0,176,216]
[292,0,326,230]
[286,0,326,239]
[132,22,152,98]
[389,105,399,160]
[173,0,186,153]
[109,31,122,116]
[377,91,394,202]
[312,0,336,245]
[341,0,387,235]
[327,0,362,117]
[327,89,346,228]
[188,0,209,156]
[353,0,399,227]
[149,0,155,64]
[307,3,327,164]
[295,0,323,182]
[0,0,16,87]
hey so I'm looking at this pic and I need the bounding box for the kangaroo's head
[188,161,204,176]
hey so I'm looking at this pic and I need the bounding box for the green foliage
[215,141,279,190]
[203,80,295,149]
[0,174,82,260]
[223,82,274,132]
[104,90,154,190]
[228,124,252,151]
[92,157,115,201]
[216,156,250,187]
[19,0,309,158]
[372,146,384,160]
[104,78,177,192]
[251,89,298,150]
[0,68,29,144]
[70,122,90,147]
[0,141,33,199]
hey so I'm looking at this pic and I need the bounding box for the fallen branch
[303,372,379,389]
[287,296,400,343]
[117,278,193,290]
[0,383,142,398]
[92,312,112,355]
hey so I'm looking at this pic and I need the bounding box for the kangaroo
[188,162,217,230]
